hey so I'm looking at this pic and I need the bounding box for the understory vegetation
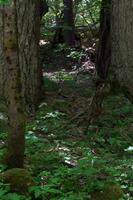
[0,0,133,199]
[0,65,133,199]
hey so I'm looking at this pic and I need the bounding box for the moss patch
[1,168,35,195]
[91,183,123,200]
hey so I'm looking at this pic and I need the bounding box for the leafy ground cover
[0,43,133,199]
[0,68,132,200]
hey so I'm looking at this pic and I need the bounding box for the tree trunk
[40,0,48,18]
[16,0,44,113]
[0,7,7,103]
[87,0,133,124]
[0,0,48,168]
[111,0,133,103]
[96,0,111,79]
[84,0,111,123]
[2,3,25,168]
[63,0,75,46]
[0,1,43,112]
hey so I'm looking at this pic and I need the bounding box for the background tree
[84,0,110,123]
[63,0,75,46]
[96,0,111,79]
[43,0,101,44]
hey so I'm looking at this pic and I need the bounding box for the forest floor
[0,45,133,199]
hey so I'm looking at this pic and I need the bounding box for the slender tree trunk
[63,0,75,46]
[2,3,25,168]
[96,0,111,79]
[84,0,111,123]
[40,0,48,18]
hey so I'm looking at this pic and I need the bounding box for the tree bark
[0,6,8,103]
[2,3,25,168]
[87,0,133,124]
[111,0,133,103]
[96,0,111,79]
[40,0,48,18]
[0,1,45,113]
[16,0,44,113]
[0,0,48,168]
[84,0,111,123]
[63,0,75,46]
[0,0,48,114]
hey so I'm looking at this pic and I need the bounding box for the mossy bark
[2,3,25,168]
[0,0,48,168]
[1,168,35,195]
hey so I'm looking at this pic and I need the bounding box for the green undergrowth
[0,74,133,199]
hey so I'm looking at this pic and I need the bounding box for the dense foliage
[42,0,101,40]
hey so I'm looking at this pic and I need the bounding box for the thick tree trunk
[2,3,25,168]
[63,0,75,46]
[0,1,45,113]
[16,0,44,113]
[88,0,133,124]
[0,0,48,168]
[111,0,133,103]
